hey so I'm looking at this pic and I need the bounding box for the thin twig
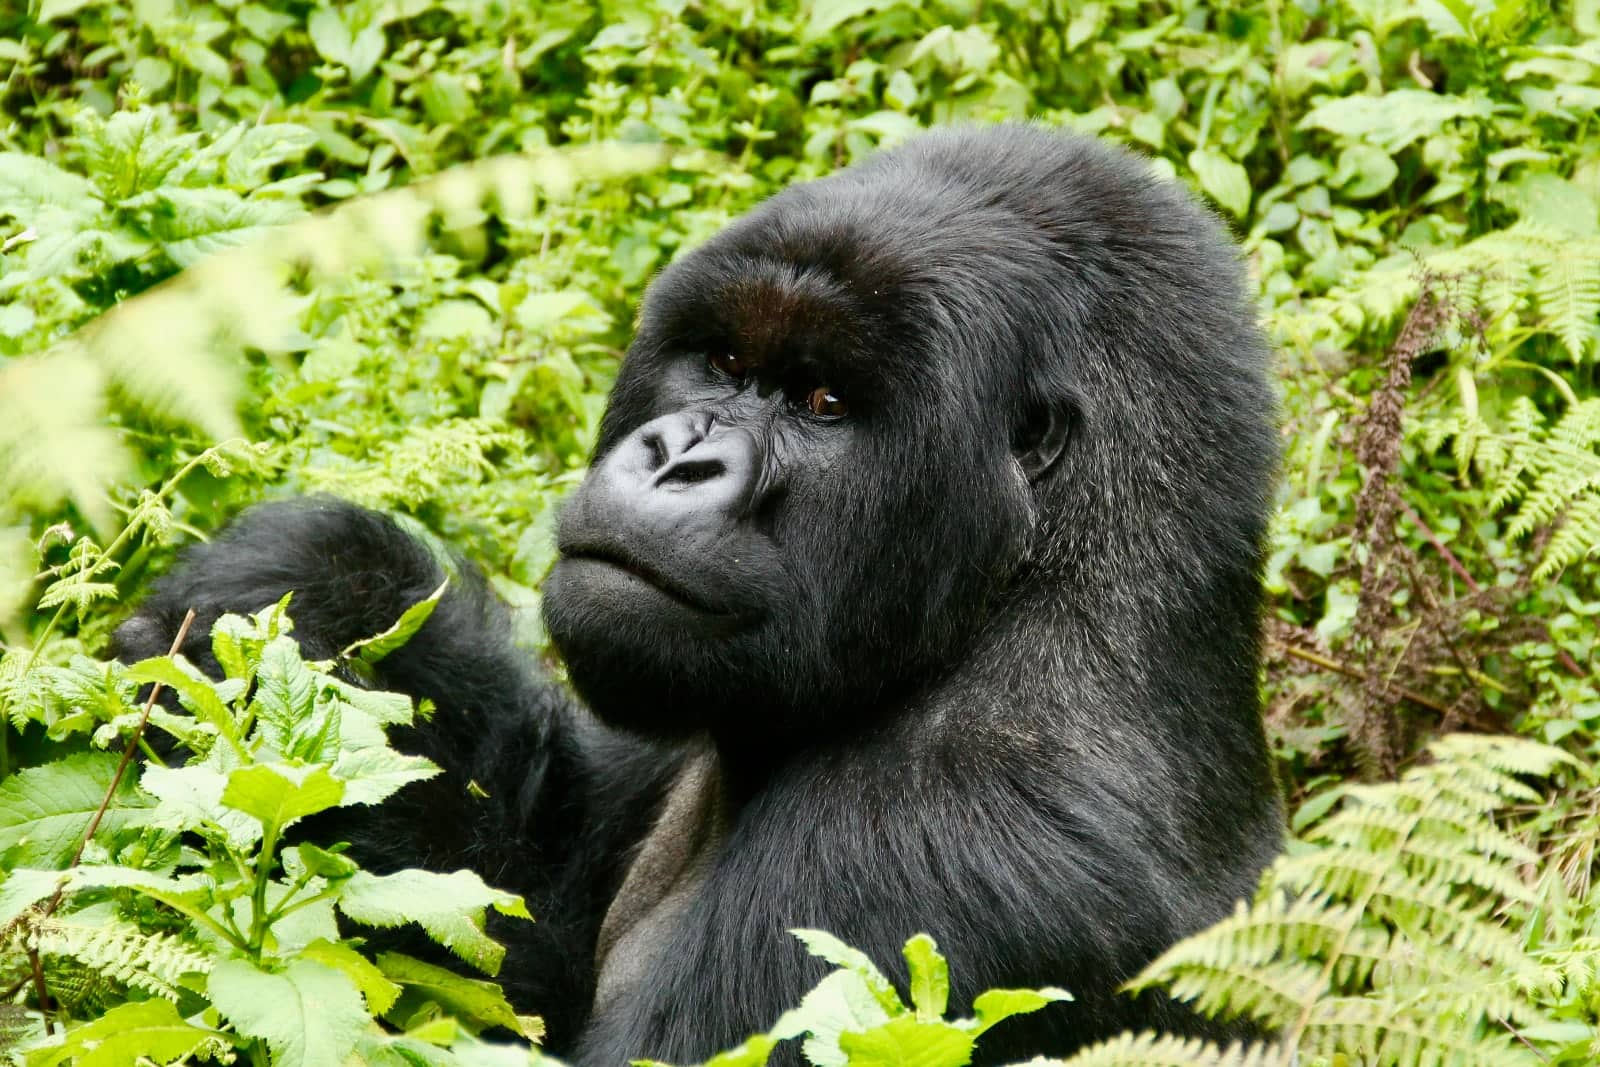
[28,952,48,1035]
[1396,497,1481,594]
[1277,641,1454,716]
[66,608,196,869]
[1398,496,1586,679]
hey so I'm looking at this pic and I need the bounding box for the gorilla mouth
[563,547,727,615]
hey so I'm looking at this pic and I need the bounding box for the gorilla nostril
[657,457,726,487]
[643,431,671,471]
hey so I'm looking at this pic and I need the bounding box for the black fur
[116,126,1283,1063]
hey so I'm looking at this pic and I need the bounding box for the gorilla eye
[709,352,750,379]
[806,386,848,418]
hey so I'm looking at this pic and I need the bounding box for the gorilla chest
[592,746,729,1015]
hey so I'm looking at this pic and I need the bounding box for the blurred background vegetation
[1,0,1599,1061]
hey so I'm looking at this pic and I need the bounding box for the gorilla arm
[110,497,685,1045]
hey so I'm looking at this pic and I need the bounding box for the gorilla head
[543,125,1275,745]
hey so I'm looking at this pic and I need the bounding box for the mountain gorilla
[115,125,1283,1063]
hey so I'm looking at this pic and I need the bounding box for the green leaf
[141,763,262,849]
[251,636,326,755]
[307,9,354,66]
[221,765,344,837]
[127,656,238,741]
[1187,149,1252,219]
[302,938,402,1016]
[773,970,896,1067]
[1334,145,1399,199]
[377,951,528,1035]
[289,842,360,880]
[38,0,99,20]
[903,934,949,1022]
[28,999,232,1067]
[0,752,151,867]
[331,745,440,806]
[208,958,368,1067]
[969,987,1072,1032]
[148,187,302,268]
[341,579,448,667]
[338,869,530,974]
[1300,90,1496,153]
[792,929,905,1016]
[838,1017,975,1067]
[0,865,206,928]
[805,0,896,38]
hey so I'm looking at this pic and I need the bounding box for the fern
[1433,223,1600,362]
[1422,397,1600,578]
[1117,734,1574,1067]
[299,417,518,509]
[1057,1032,1283,1066]
[16,915,213,1003]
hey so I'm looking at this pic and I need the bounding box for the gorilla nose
[623,411,758,514]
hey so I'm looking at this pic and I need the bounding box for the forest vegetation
[0,0,1598,1064]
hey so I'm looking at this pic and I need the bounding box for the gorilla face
[543,127,1269,746]
[542,171,1063,740]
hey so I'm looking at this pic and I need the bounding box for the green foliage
[0,596,537,1064]
[639,931,1070,1067]
[1106,734,1580,1066]
[2,0,1600,1063]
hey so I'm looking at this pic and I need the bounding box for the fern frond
[299,417,518,509]
[1053,1031,1284,1067]
[1435,223,1600,360]
[1302,995,1539,1066]
[22,915,212,1001]
[1132,734,1569,1067]
[1419,397,1600,576]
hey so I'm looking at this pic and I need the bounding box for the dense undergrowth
[1,0,1598,1063]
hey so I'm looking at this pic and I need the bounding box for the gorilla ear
[1014,403,1072,483]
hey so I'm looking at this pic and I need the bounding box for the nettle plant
[0,594,541,1065]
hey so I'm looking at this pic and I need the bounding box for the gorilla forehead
[635,167,1073,403]
[632,125,1239,417]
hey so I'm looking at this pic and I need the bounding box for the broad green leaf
[0,152,99,216]
[28,999,232,1067]
[331,745,440,806]
[805,0,894,37]
[1335,145,1399,200]
[221,765,344,836]
[252,635,318,728]
[341,579,448,667]
[303,938,402,1016]
[1300,90,1496,153]
[838,1017,975,1067]
[149,185,302,267]
[141,763,261,849]
[0,752,151,867]
[792,929,905,1015]
[1187,149,1252,219]
[339,869,530,974]
[208,958,367,1067]
[773,970,896,1067]
[377,951,527,1035]
[127,656,238,740]
[0,865,206,927]
[288,842,360,880]
[970,987,1072,1032]
[903,934,949,1022]
[306,9,354,66]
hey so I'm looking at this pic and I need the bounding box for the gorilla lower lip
[566,551,725,615]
